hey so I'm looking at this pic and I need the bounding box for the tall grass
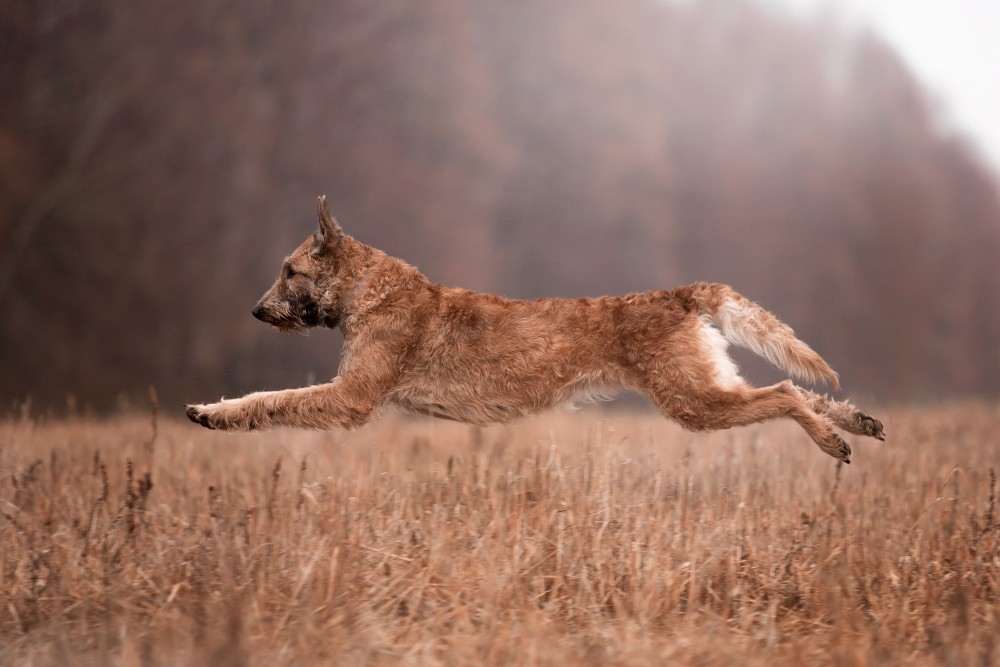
[1,403,998,665]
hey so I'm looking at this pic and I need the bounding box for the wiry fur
[688,283,840,388]
[187,197,885,463]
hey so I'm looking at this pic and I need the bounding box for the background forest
[2,0,999,410]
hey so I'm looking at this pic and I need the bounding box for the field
[1,402,998,665]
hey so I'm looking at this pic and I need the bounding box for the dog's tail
[686,282,840,389]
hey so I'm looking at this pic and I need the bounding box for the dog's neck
[337,238,427,336]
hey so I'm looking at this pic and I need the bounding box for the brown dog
[186,197,885,462]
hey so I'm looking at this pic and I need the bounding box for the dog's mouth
[258,315,307,334]
[252,302,339,332]
[253,304,305,333]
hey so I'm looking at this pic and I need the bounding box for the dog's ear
[314,195,343,252]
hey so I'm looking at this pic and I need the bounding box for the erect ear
[314,195,343,251]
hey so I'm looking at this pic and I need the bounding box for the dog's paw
[826,433,852,464]
[185,402,261,431]
[186,404,219,430]
[855,412,886,441]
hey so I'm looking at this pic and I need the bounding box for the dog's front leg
[186,378,380,431]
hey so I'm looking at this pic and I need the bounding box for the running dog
[186,197,885,462]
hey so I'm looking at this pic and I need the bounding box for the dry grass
[1,402,998,665]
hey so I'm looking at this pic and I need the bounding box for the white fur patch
[566,381,620,408]
[715,299,764,352]
[715,297,792,376]
[699,315,744,389]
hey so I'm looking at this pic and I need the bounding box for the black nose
[251,305,265,321]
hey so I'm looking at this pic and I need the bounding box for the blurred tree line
[2,0,998,411]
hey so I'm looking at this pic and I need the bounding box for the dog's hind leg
[792,387,886,441]
[648,380,853,463]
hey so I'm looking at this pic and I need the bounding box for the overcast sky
[772,0,1000,174]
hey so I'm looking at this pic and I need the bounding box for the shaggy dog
[187,197,884,462]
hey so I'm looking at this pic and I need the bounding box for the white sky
[773,0,1000,174]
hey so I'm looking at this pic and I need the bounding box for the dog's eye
[285,267,300,280]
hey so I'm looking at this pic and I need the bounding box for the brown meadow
[1,402,998,665]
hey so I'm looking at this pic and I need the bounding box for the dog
[186,196,885,462]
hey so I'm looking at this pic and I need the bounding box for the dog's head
[252,196,349,332]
